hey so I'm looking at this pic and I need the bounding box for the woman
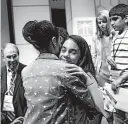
[15,20,100,124]
[59,35,113,124]
[92,10,112,86]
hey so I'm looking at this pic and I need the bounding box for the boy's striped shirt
[111,29,128,71]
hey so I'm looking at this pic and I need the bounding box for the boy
[107,4,128,75]
[107,4,128,124]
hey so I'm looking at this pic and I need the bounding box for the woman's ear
[52,36,57,48]
[24,35,31,42]
[28,36,31,40]
[58,36,64,47]
[59,36,64,42]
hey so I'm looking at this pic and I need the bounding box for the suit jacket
[1,63,27,124]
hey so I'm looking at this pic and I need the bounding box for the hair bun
[22,20,38,43]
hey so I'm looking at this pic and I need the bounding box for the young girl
[59,35,113,124]
[92,10,112,87]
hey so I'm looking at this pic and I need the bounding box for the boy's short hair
[109,4,128,18]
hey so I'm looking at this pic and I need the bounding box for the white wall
[71,0,96,17]
[65,0,96,55]
[94,0,128,14]
[12,0,51,65]
[12,0,49,6]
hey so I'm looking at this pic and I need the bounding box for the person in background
[1,43,27,124]
[107,4,128,124]
[21,20,98,124]
[92,10,112,87]
[107,4,128,78]
[59,35,113,124]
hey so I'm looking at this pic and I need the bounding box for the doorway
[49,0,67,29]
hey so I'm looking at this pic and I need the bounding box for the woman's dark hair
[22,20,58,51]
[56,27,69,41]
[69,35,96,76]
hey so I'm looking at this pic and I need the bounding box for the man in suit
[1,43,27,124]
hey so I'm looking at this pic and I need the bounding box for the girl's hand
[66,64,96,86]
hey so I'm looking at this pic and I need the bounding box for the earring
[28,36,31,40]
[54,44,56,47]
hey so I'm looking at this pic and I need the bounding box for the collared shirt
[22,53,98,124]
[6,64,19,93]
[111,29,128,70]
[7,70,15,92]
[3,67,18,112]
[110,29,128,82]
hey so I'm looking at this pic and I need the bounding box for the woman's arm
[64,71,95,108]
[65,64,113,122]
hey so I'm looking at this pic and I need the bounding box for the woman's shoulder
[22,61,36,78]
[92,34,100,42]
[92,34,97,39]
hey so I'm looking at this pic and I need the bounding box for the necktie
[8,71,16,96]
[6,111,15,122]
[6,70,16,122]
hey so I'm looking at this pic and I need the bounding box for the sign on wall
[73,17,96,52]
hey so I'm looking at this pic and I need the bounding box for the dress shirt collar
[36,53,59,60]
[6,63,19,74]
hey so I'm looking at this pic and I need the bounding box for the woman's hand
[65,64,96,86]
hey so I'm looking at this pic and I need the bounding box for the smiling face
[3,45,19,71]
[59,38,80,65]
[97,15,108,33]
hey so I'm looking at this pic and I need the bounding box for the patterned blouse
[22,53,98,124]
